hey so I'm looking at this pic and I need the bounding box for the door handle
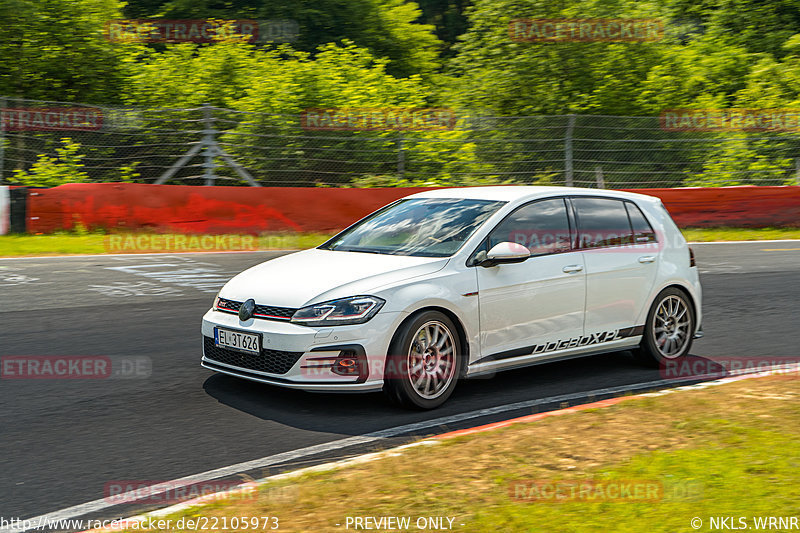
[562,264,584,273]
[638,256,656,263]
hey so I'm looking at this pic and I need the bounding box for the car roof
[404,186,660,205]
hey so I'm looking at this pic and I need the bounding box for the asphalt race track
[1,242,798,525]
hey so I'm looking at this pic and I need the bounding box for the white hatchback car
[201,186,702,409]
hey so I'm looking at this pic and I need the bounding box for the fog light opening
[332,351,360,376]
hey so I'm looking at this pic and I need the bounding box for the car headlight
[291,296,385,326]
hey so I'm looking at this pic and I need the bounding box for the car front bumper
[200,308,404,392]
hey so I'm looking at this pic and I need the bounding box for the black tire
[633,287,696,368]
[383,311,463,410]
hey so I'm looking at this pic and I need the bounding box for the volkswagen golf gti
[201,186,702,409]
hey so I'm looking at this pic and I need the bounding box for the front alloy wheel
[384,311,463,409]
[408,320,457,400]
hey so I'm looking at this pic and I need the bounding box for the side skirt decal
[473,325,645,366]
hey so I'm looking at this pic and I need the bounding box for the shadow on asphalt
[201,350,729,434]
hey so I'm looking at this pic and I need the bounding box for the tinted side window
[625,201,657,243]
[488,198,571,256]
[572,197,633,248]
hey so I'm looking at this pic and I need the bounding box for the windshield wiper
[337,247,389,255]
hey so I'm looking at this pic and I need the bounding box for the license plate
[215,327,261,355]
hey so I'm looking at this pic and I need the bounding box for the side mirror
[478,242,530,267]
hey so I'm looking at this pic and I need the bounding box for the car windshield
[320,198,506,257]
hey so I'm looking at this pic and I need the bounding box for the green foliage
[120,40,429,110]
[11,138,141,186]
[348,174,429,187]
[11,0,800,120]
[669,0,800,60]
[449,0,669,114]
[11,0,800,187]
[0,0,127,102]
[437,0,800,187]
[122,0,442,78]
[13,138,89,187]
[125,0,462,62]
[685,137,794,187]
[415,0,472,55]
[348,171,515,187]
[120,41,255,108]
[531,172,559,185]
[446,0,800,116]
[118,162,143,182]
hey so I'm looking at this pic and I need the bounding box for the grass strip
[1,227,799,257]
[114,374,800,533]
[0,233,332,257]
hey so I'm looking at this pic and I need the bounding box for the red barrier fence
[24,183,800,234]
[26,183,431,234]
[632,186,800,227]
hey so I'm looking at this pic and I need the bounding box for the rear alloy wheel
[384,311,463,409]
[634,287,695,367]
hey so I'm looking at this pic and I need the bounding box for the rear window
[625,201,657,243]
[572,197,633,248]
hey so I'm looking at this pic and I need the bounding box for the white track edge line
[0,250,299,260]
[688,239,800,245]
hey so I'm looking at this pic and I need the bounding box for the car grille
[203,337,304,375]
[216,297,297,321]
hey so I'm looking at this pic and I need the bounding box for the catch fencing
[2,96,800,188]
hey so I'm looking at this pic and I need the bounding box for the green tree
[121,0,442,78]
[119,39,257,108]
[685,137,794,187]
[0,0,126,103]
[13,138,89,187]
[119,39,448,186]
[415,0,472,55]
[665,0,800,60]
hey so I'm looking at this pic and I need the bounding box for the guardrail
[4,184,799,235]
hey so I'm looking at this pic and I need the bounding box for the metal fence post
[595,165,605,188]
[795,158,800,186]
[157,104,259,186]
[564,114,575,187]
[202,104,217,186]
[397,134,405,180]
